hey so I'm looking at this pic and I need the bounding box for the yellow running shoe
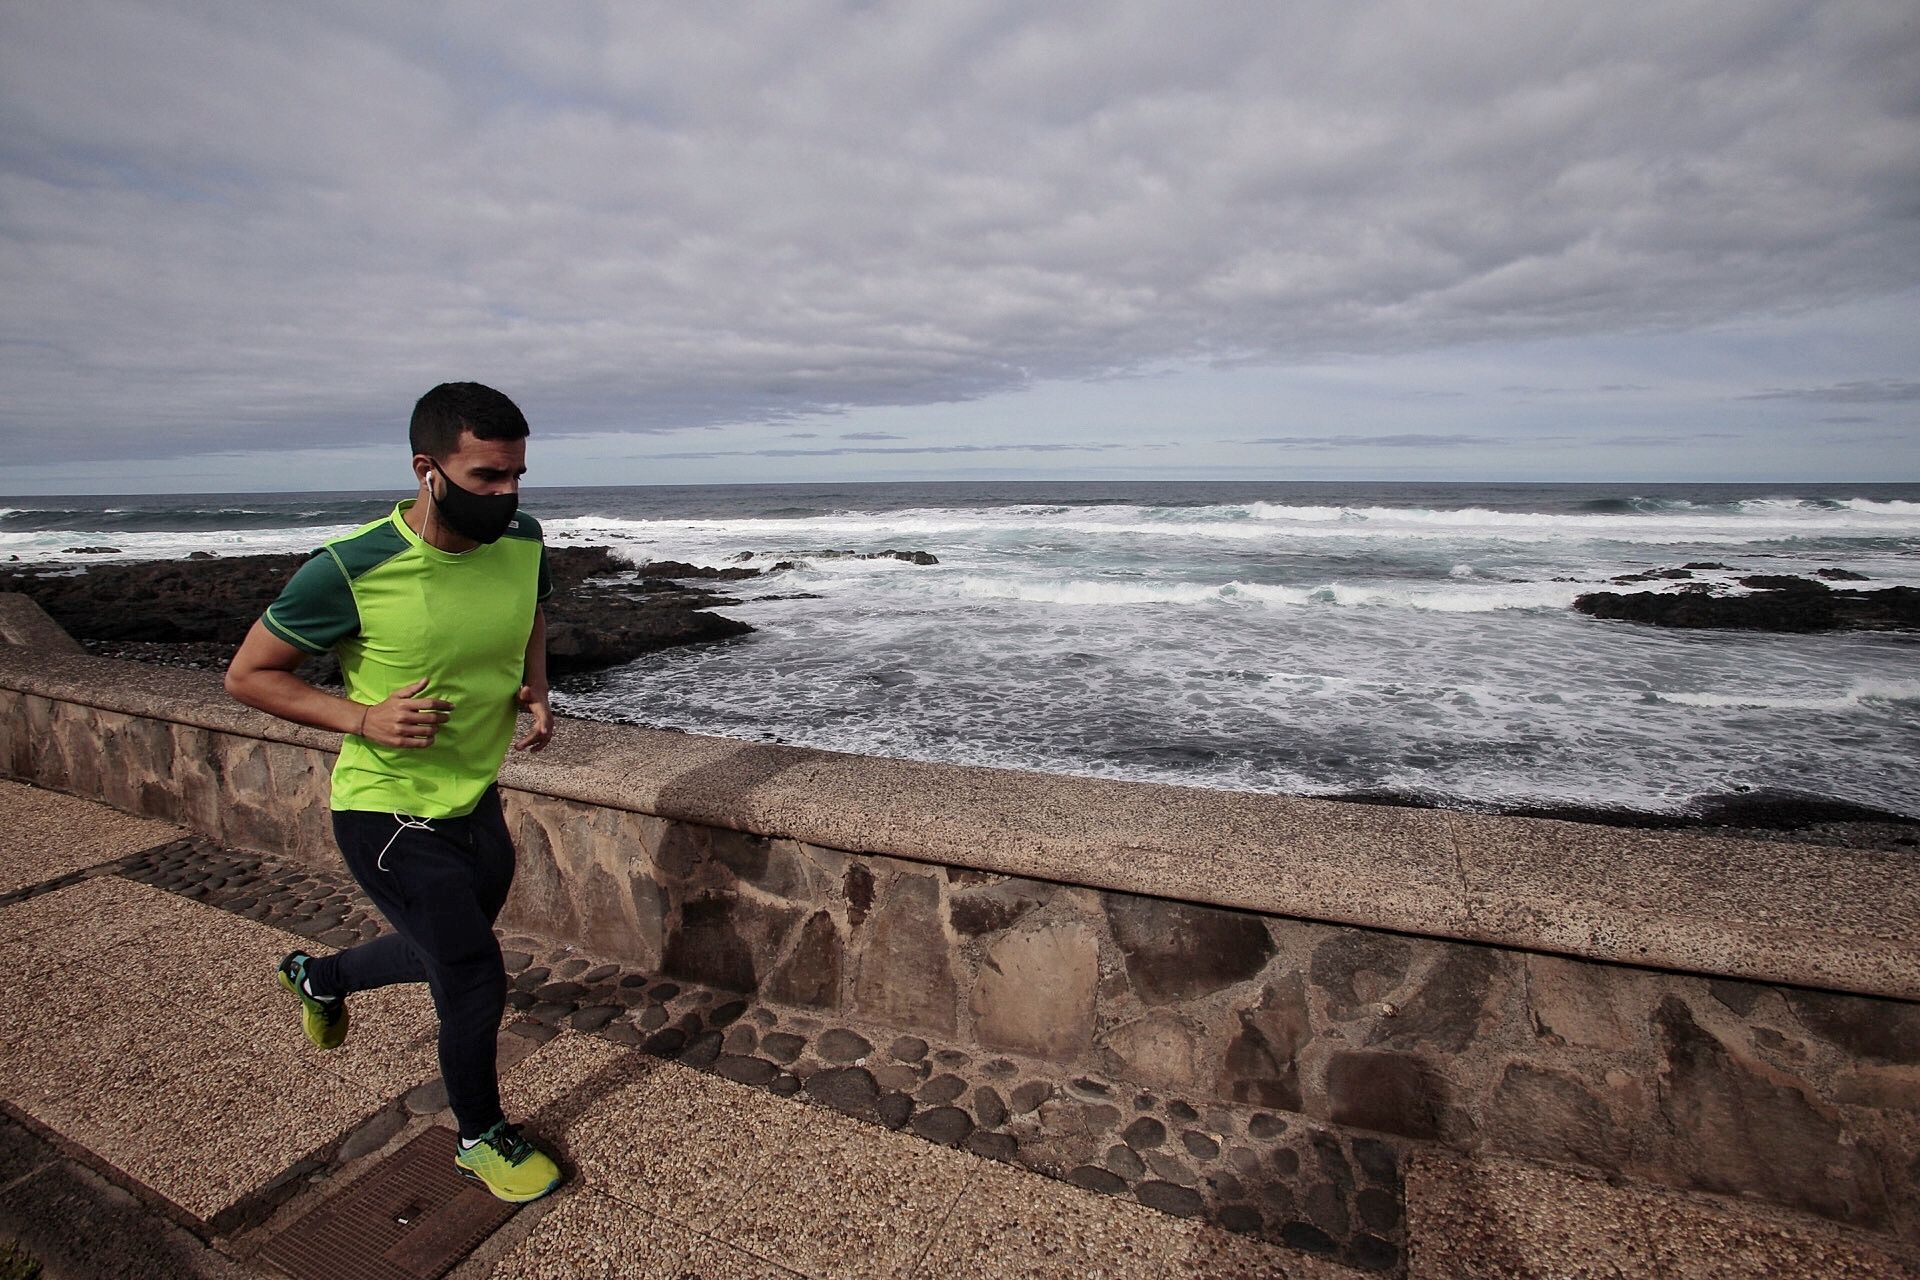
[454,1123,563,1203]
[275,951,349,1050]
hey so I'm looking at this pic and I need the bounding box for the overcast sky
[3,1,1917,494]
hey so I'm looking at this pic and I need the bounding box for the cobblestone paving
[113,837,1405,1274]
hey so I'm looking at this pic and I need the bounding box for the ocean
[6,480,1918,820]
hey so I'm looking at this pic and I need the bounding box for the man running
[225,381,561,1202]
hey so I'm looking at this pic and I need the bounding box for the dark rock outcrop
[1575,576,1920,633]
[0,544,753,678]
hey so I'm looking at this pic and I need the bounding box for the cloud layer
[3,1,1918,466]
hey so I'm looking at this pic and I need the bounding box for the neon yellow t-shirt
[262,500,551,818]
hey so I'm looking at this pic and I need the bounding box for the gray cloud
[3,2,1918,465]
[1240,433,1497,449]
[652,442,1127,461]
[1740,380,1920,403]
[1585,431,1740,447]
[839,431,907,441]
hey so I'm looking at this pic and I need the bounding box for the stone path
[117,833,1409,1272]
[2,777,1912,1280]
[0,780,1351,1278]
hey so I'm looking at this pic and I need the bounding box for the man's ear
[412,455,435,489]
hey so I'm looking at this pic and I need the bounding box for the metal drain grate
[261,1127,522,1280]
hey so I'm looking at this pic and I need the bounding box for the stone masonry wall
[5,683,1918,1264]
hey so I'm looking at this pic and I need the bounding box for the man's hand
[513,683,554,752]
[357,678,455,748]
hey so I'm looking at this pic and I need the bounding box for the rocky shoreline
[6,547,1913,852]
[0,546,759,683]
[1573,564,1920,633]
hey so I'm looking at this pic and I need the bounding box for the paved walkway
[0,780,1351,1279]
[3,778,1913,1280]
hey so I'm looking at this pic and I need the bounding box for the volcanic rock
[1574,579,1920,633]
[0,543,755,678]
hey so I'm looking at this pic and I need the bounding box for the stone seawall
[3,603,1917,1273]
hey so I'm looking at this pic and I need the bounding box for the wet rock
[1351,1138,1399,1187]
[973,1086,1008,1129]
[534,981,587,1002]
[1575,581,1920,633]
[889,1035,929,1062]
[1010,1081,1052,1115]
[1122,1117,1167,1150]
[1182,1131,1220,1160]
[843,864,875,925]
[1107,1144,1147,1179]
[1305,1181,1350,1238]
[871,1062,925,1092]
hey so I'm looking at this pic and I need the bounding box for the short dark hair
[409,382,530,458]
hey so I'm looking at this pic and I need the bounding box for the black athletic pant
[304,785,515,1139]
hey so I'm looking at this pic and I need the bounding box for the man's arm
[225,621,451,748]
[513,605,553,752]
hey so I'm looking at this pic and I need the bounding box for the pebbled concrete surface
[0,776,182,895]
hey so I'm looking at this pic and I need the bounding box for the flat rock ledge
[0,547,750,679]
[1575,573,1920,633]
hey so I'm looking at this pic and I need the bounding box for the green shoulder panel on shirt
[261,518,411,654]
[501,511,553,601]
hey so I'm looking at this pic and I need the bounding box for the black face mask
[428,465,518,544]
